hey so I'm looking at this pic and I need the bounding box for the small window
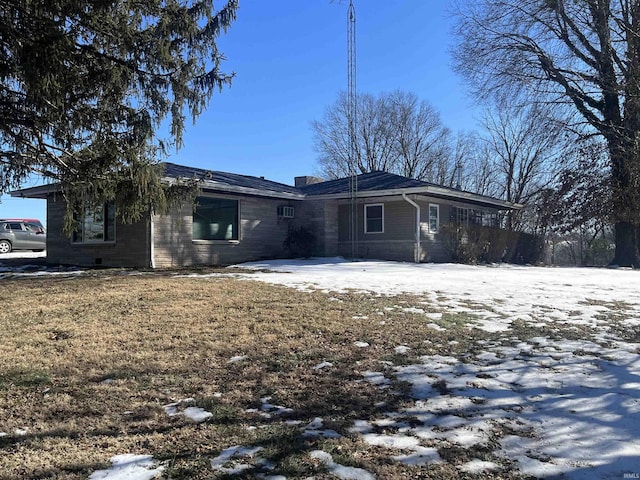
[193,197,239,241]
[277,205,295,218]
[365,204,384,234]
[429,204,439,233]
[73,202,115,243]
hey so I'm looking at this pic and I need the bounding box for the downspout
[149,209,156,269]
[402,193,421,263]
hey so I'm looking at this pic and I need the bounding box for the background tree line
[312,88,613,266]
[451,0,640,267]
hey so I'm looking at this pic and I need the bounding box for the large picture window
[364,204,384,234]
[73,202,115,243]
[193,197,239,241]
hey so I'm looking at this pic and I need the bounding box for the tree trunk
[611,4,640,268]
[606,130,639,267]
[613,221,639,267]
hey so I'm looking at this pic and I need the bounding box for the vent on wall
[277,206,295,219]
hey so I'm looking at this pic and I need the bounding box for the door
[9,223,36,249]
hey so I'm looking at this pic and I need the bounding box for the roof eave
[307,186,521,210]
[10,184,61,199]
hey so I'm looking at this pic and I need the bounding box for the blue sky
[1,1,480,225]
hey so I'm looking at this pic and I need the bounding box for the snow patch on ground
[88,454,164,480]
[358,338,640,479]
[163,398,213,423]
[310,450,375,480]
[210,445,268,476]
[9,256,639,480]
[227,354,248,363]
[234,258,640,334]
[313,361,333,370]
[459,459,499,473]
[301,417,341,439]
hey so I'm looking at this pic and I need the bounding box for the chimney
[295,176,324,187]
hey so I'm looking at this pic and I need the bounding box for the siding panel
[46,194,150,268]
[153,195,299,267]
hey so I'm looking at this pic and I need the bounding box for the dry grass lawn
[0,270,527,479]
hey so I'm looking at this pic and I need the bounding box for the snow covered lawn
[0,257,638,479]
[229,258,640,479]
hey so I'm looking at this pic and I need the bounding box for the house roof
[299,170,521,210]
[11,163,521,210]
[162,162,304,199]
[299,170,429,195]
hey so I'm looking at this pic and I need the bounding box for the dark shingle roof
[163,162,301,196]
[161,163,518,209]
[299,171,439,195]
[299,170,519,209]
[10,162,518,209]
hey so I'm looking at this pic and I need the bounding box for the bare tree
[480,103,570,230]
[357,93,398,173]
[537,139,614,264]
[450,131,498,195]
[312,90,452,182]
[388,91,452,181]
[452,0,640,266]
[312,92,396,179]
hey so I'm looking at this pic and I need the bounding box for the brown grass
[0,271,526,479]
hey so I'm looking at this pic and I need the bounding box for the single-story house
[11,162,521,268]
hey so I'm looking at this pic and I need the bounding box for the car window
[8,223,22,230]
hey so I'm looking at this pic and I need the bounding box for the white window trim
[364,203,384,234]
[429,203,440,233]
[277,205,295,219]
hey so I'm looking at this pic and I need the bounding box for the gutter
[402,193,421,263]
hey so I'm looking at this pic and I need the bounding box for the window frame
[72,202,116,244]
[192,196,240,243]
[277,205,295,219]
[429,204,440,233]
[450,206,499,228]
[364,203,384,234]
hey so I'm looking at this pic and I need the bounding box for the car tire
[0,240,12,254]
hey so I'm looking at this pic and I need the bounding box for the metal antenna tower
[347,0,358,259]
[331,0,358,259]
